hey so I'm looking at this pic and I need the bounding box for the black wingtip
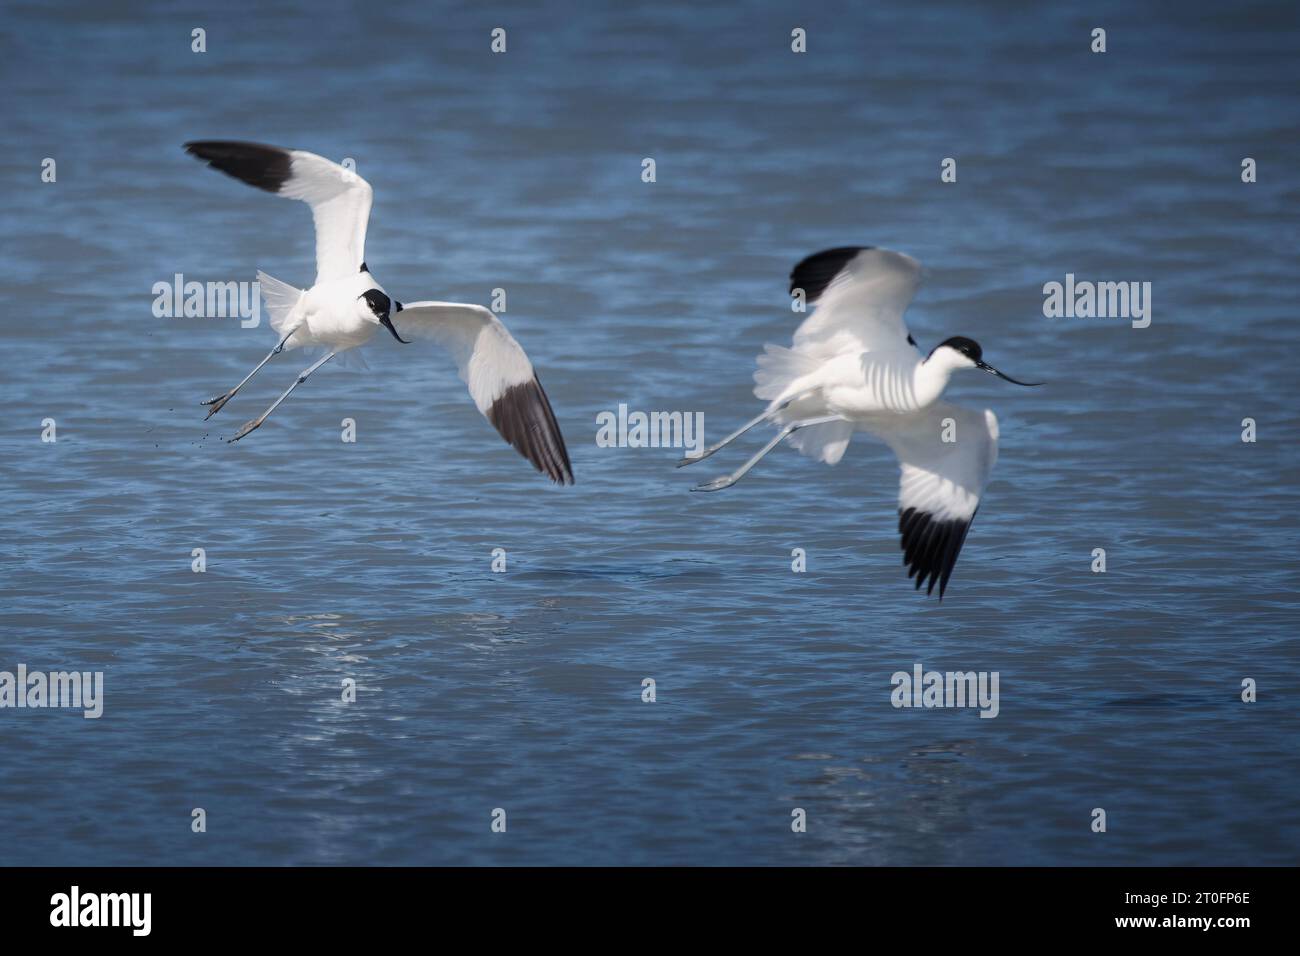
[485,377,574,486]
[184,140,292,194]
[789,246,872,302]
[898,506,974,599]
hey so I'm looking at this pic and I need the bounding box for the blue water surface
[1,0,1297,865]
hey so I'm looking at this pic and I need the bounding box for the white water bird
[183,140,572,484]
[681,247,1041,597]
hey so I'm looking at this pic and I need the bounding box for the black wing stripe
[898,506,974,600]
[903,516,935,575]
[923,521,956,595]
[900,506,927,542]
[184,140,292,194]
[507,391,544,480]
[907,510,943,577]
[917,522,948,593]
[527,375,565,476]
[527,378,565,483]
[485,377,574,485]
[930,525,958,595]
[938,518,975,596]
[911,520,942,589]
[789,246,871,303]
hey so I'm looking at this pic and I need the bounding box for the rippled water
[2,1,1297,865]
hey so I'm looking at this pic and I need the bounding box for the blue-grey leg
[691,415,846,491]
[203,326,300,420]
[229,351,336,443]
[677,395,803,467]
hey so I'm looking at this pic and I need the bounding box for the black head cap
[934,336,982,362]
[362,289,410,344]
[362,288,391,318]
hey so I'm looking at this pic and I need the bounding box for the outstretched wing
[866,402,999,598]
[184,141,372,285]
[394,302,573,485]
[788,246,922,357]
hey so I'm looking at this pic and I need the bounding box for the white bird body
[688,246,1040,597]
[184,140,572,484]
[276,271,384,352]
[766,347,965,419]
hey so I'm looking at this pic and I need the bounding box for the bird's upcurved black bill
[976,361,1042,386]
[380,314,411,344]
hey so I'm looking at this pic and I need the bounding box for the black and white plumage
[682,246,1041,598]
[390,301,572,485]
[183,140,572,484]
[877,402,997,596]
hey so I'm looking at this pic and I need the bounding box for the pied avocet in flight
[681,247,1041,597]
[183,140,573,485]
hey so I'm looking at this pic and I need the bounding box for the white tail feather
[256,270,304,337]
[755,344,853,463]
[754,343,819,401]
[256,272,369,372]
